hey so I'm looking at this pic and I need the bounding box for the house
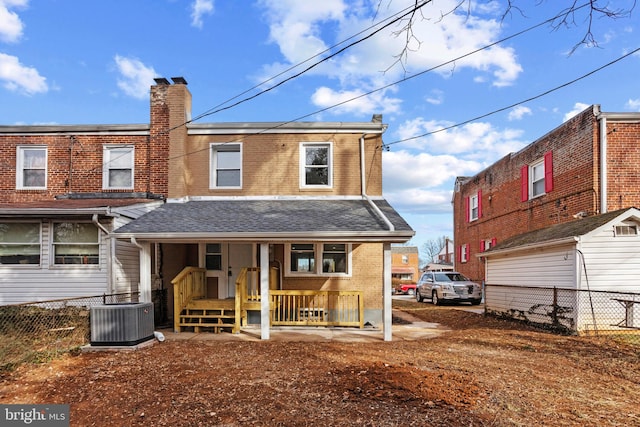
[110,78,414,340]
[424,237,454,271]
[0,123,165,306]
[391,246,420,293]
[453,105,640,283]
[482,207,640,333]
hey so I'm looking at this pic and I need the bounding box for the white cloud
[191,0,214,29]
[563,102,590,122]
[425,89,443,105]
[626,99,640,111]
[114,55,156,99]
[0,0,27,43]
[508,105,532,121]
[381,149,480,214]
[311,85,401,115]
[256,0,522,117]
[394,117,527,161]
[0,52,47,94]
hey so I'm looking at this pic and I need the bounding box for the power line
[172,0,433,131]
[188,0,433,125]
[383,46,640,148]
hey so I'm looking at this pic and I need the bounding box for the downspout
[360,134,394,231]
[92,214,112,294]
[598,113,608,214]
[361,133,394,341]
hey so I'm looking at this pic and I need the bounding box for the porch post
[139,241,152,303]
[383,242,392,341]
[260,243,270,340]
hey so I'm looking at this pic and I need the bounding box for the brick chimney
[149,77,192,198]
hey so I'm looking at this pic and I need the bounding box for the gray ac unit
[90,302,155,346]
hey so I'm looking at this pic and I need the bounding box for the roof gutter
[360,133,394,231]
[111,231,414,243]
[478,236,579,258]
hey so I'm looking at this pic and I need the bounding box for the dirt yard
[1,300,638,426]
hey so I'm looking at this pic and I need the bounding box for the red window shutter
[457,245,462,263]
[466,243,471,259]
[520,165,529,202]
[479,240,485,252]
[544,151,554,193]
[464,196,470,222]
[477,190,482,218]
[491,237,497,247]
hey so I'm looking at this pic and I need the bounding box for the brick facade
[453,105,640,282]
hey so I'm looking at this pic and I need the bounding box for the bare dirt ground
[1,299,639,426]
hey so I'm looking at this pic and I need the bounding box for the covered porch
[112,198,414,341]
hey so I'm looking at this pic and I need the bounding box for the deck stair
[177,299,236,333]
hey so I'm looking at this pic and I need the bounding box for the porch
[172,266,365,334]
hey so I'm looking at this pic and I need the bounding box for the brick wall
[174,132,383,197]
[453,106,601,282]
[0,133,153,203]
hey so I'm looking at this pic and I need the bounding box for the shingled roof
[485,207,639,254]
[113,198,414,242]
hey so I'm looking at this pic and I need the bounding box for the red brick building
[453,105,640,282]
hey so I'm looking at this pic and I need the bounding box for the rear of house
[112,78,414,340]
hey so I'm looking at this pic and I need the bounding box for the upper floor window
[52,222,99,265]
[300,143,332,188]
[287,243,350,275]
[521,151,553,201]
[103,146,134,189]
[465,190,482,222]
[210,143,242,188]
[0,222,41,265]
[17,146,47,189]
[402,255,408,264]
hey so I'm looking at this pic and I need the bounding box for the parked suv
[416,271,482,305]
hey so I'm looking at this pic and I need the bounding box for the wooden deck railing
[235,267,261,332]
[270,290,364,328]
[171,266,206,332]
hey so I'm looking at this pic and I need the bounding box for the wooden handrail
[171,266,206,332]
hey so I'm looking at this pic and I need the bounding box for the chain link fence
[0,293,139,372]
[485,284,640,344]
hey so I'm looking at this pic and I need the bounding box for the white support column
[383,242,392,341]
[139,242,152,303]
[260,243,270,340]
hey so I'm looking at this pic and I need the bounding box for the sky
[1,0,639,261]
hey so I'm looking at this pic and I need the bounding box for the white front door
[201,243,255,299]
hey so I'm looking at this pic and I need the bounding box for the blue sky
[1,0,639,257]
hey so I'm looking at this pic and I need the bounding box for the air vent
[90,302,155,346]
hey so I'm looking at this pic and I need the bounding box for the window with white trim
[300,143,332,188]
[17,146,47,189]
[287,243,350,275]
[615,223,638,236]
[460,243,469,263]
[530,159,545,198]
[469,194,479,221]
[52,222,99,265]
[0,222,41,265]
[210,143,242,188]
[103,146,134,189]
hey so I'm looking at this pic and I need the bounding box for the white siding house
[0,200,162,306]
[481,208,640,333]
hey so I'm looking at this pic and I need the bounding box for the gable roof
[113,198,414,243]
[482,207,640,256]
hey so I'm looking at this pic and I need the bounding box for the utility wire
[172,0,432,130]
[188,0,433,124]
[383,46,640,148]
